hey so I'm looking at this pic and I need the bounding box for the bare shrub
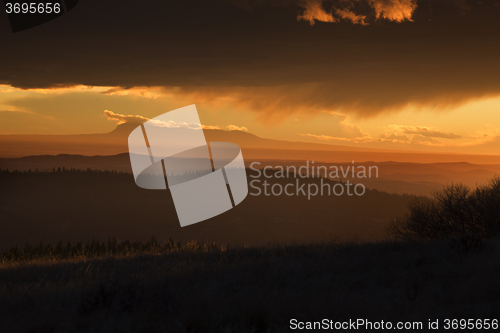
[388,177,500,241]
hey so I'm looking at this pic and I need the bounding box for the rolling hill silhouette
[1,153,499,196]
[0,168,412,251]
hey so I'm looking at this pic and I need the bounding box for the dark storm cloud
[1,0,500,117]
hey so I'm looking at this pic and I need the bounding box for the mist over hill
[2,123,500,164]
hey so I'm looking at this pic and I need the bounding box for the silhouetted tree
[388,177,500,241]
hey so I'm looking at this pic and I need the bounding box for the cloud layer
[1,0,500,119]
[388,125,462,140]
[103,110,247,132]
[103,110,149,125]
[297,0,417,25]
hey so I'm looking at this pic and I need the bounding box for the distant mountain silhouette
[110,122,392,152]
[0,122,381,158]
[3,122,500,164]
[108,122,141,136]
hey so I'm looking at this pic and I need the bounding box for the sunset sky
[1,0,500,155]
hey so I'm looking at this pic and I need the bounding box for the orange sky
[1,84,500,155]
[1,0,500,156]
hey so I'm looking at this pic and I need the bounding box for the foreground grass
[0,238,499,332]
[0,237,220,265]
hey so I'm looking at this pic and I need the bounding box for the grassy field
[1,237,499,332]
